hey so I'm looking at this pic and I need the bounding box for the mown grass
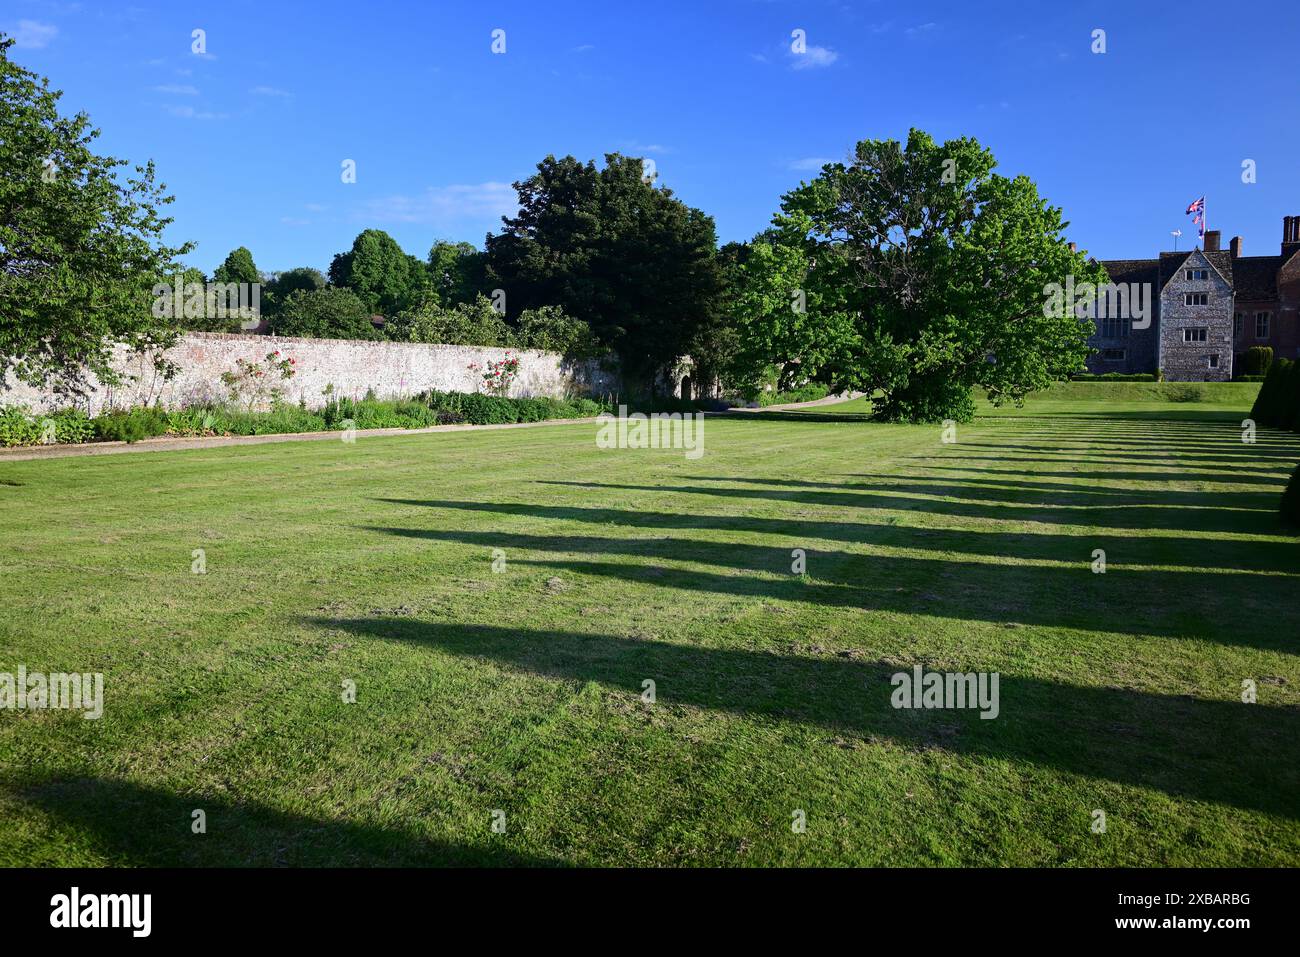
[0,387,1297,866]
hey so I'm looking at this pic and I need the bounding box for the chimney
[1286,216,1297,245]
[1230,236,1243,258]
[1204,230,1221,251]
[1068,242,1077,253]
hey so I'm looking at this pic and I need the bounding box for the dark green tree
[0,34,192,393]
[427,240,487,305]
[732,130,1106,421]
[269,287,376,340]
[212,246,259,286]
[485,153,724,385]
[262,267,326,316]
[328,229,423,316]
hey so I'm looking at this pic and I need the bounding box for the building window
[1234,313,1244,337]
[1185,268,1208,281]
[1099,316,1127,338]
[1255,312,1271,339]
[1183,327,1208,343]
[1101,348,1126,361]
[1184,292,1209,306]
[1207,354,1219,369]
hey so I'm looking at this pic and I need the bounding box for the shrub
[395,296,514,347]
[1286,360,1300,432]
[92,407,170,443]
[0,406,96,446]
[515,306,603,359]
[1244,346,1273,377]
[0,406,43,446]
[50,408,95,444]
[1248,358,1291,428]
[270,287,377,340]
[1282,463,1300,527]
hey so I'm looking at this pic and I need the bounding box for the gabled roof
[1231,256,1281,300]
[1101,258,1159,286]
[1156,248,1233,291]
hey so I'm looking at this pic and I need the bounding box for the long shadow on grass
[913,466,1289,486]
[11,777,563,867]
[365,517,1300,651]
[366,513,1300,574]
[527,480,1292,537]
[681,473,1282,504]
[909,455,1296,475]
[317,618,1300,820]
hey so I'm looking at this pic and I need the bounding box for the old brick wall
[2,332,618,415]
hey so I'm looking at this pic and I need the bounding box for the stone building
[1086,215,1300,380]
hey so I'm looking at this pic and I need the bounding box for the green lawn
[2,387,1298,866]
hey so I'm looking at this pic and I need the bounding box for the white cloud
[788,157,832,171]
[790,45,838,70]
[153,84,199,95]
[250,86,292,98]
[304,203,327,213]
[166,105,227,121]
[620,141,670,155]
[357,183,518,226]
[570,44,595,53]
[906,23,939,36]
[11,20,58,49]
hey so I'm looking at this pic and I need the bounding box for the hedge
[1248,358,1293,428]
[0,392,614,447]
[1282,463,1300,527]
[1243,346,1274,377]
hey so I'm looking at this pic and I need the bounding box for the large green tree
[485,153,724,384]
[427,240,486,306]
[733,130,1106,421]
[328,229,425,316]
[269,287,376,340]
[212,246,259,286]
[0,35,192,393]
[262,266,326,316]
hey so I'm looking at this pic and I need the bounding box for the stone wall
[1,332,618,415]
[1158,250,1234,382]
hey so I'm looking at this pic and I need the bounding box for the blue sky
[6,0,1299,274]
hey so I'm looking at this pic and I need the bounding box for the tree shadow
[526,479,1294,536]
[11,776,564,867]
[364,512,1299,651]
[313,618,1300,821]
[911,465,1289,486]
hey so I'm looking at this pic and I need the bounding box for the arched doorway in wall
[680,376,693,401]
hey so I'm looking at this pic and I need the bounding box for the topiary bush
[92,408,170,444]
[1281,463,1300,527]
[1244,346,1273,377]
[1249,358,1291,427]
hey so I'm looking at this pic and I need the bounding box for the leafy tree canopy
[391,295,514,348]
[427,240,486,307]
[212,246,259,287]
[328,229,425,317]
[485,153,724,382]
[0,34,192,393]
[731,129,1106,421]
[269,287,376,340]
[262,266,326,316]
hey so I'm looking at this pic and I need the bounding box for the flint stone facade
[1,332,618,416]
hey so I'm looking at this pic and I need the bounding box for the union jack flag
[1185,196,1206,238]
